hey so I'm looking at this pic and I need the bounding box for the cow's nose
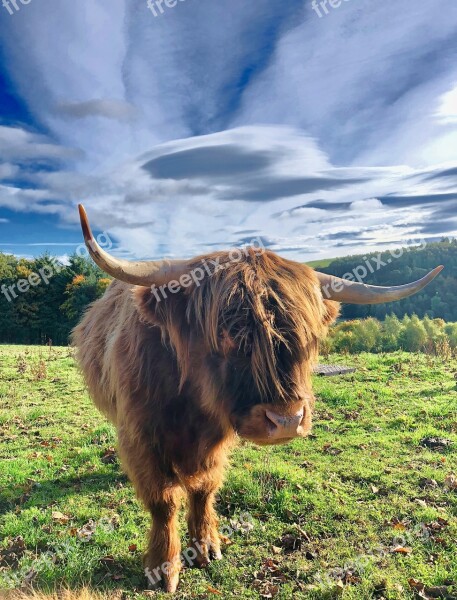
[265,408,305,439]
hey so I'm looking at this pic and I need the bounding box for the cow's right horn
[78,204,190,287]
[315,266,444,304]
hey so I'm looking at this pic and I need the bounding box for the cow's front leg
[186,487,222,567]
[144,487,183,593]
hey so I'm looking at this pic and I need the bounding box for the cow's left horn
[78,204,190,286]
[315,266,444,304]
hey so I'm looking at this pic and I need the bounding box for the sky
[0,0,457,262]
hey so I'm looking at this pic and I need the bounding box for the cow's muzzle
[264,407,305,440]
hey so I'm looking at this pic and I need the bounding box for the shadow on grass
[0,471,129,516]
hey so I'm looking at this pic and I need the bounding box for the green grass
[0,346,456,599]
[305,259,335,269]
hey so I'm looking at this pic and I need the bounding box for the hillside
[317,239,457,321]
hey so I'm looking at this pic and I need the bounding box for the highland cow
[73,205,442,592]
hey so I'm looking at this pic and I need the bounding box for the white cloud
[0,126,82,162]
[0,163,19,180]
[350,198,383,212]
[436,85,457,123]
[1,125,455,261]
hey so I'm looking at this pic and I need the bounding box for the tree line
[0,253,110,345]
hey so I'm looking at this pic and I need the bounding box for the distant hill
[314,238,457,321]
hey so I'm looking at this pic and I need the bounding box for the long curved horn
[316,266,444,304]
[78,204,190,287]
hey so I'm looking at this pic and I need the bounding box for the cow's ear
[322,299,340,326]
[133,285,187,329]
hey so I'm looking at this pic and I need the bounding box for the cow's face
[136,249,339,446]
[201,314,316,445]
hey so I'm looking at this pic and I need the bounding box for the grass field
[0,345,456,599]
[305,259,335,269]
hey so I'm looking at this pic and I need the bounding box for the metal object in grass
[314,364,356,377]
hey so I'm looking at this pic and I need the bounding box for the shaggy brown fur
[72,248,339,592]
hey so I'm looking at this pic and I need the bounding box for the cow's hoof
[163,571,180,593]
[145,557,181,593]
[146,570,180,593]
[210,548,223,561]
[146,576,179,594]
[189,537,222,568]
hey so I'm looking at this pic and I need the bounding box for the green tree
[399,315,428,352]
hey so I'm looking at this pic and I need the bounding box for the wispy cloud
[0,0,456,260]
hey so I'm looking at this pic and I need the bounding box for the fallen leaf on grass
[101,447,117,464]
[322,443,343,455]
[415,499,428,508]
[419,478,439,490]
[0,536,26,568]
[276,533,303,553]
[444,474,457,491]
[392,546,412,555]
[391,521,407,531]
[259,584,279,598]
[51,511,70,524]
[128,544,137,552]
[207,586,222,595]
[220,534,233,546]
[76,520,97,542]
[420,437,453,451]
[426,518,449,532]
[253,558,287,598]
[409,578,455,599]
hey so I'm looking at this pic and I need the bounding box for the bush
[326,314,456,355]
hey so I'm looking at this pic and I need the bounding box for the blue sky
[0,0,457,261]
